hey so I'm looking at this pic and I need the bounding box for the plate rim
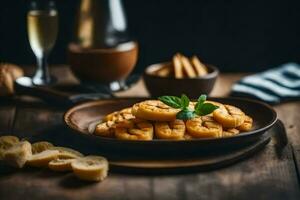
[63,97,277,143]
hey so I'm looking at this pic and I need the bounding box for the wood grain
[0,100,16,134]
[0,66,299,200]
[0,145,298,200]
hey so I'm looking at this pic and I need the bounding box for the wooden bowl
[64,97,277,159]
[68,41,138,83]
[143,62,219,98]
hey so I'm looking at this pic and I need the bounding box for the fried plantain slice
[71,156,109,182]
[115,118,153,140]
[32,141,54,154]
[3,141,32,168]
[27,149,59,167]
[154,119,185,140]
[213,104,245,128]
[186,116,223,138]
[48,158,75,172]
[222,128,240,137]
[132,100,179,121]
[183,133,195,140]
[103,107,134,122]
[49,147,83,159]
[94,120,116,137]
[237,115,253,132]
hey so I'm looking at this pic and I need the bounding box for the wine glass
[27,0,58,85]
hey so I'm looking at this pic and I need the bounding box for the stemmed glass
[27,0,58,85]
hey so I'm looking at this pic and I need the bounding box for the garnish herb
[158,94,219,120]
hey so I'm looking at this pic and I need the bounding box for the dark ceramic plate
[64,97,277,159]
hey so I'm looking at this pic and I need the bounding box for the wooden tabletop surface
[0,65,299,200]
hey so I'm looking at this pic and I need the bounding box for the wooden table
[0,66,299,200]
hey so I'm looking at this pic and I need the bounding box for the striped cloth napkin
[230,63,300,104]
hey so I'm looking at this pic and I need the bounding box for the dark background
[0,0,300,73]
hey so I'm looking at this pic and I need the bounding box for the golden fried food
[183,133,195,140]
[186,116,223,138]
[94,121,116,137]
[213,104,245,128]
[2,141,32,168]
[132,100,179,121]
[154,63,173,77]
[48,158,75,172]
[237,115,253,132]
[103,107,134,122]
[191,55,208,76]
[49,147,83,159]
[115,119,153,140]
[32,141,54,154]
[222,128,240,137]
[93,99,254,140]
[71,156,109,182]
[154,119,185,140]
[173,54,184,78]
[178,54,197,78]
[27,149,59,167]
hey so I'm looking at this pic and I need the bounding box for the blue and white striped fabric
[231,63,300,104]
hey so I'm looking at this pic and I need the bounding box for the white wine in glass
[27,0,58,85]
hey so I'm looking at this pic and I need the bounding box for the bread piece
[49,147,83,159]
[0,63,24,96]
[0,63,24,80]
[173,54,184,78]
[27,150,60,167]
[3,141,32,168]
[178,54,197,78]
[155,64,173,77]
[191,56,208,76]
[48,158,75,172]
[0,136,20,159]
[71,156,109,182]
[0,67,14,96]
[32,141,54,154]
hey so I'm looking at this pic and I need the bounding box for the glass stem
[33,53,51,85]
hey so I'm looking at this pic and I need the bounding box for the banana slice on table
[49,147,83,159]
[115,119,153,140]
[213,104,245,128]
[222,128,240,137]
[237,115,253,132]
[32,141,54,154]
[0,135,20,158]
[48,158,75,172]
[154,119,185,140]
[2,141,32,168]
[71,156,109,182]
[132,100,180,121]
[94,121,116,137]
[103,107,134,122]
[186,116,223,138]
[27,150,60,167]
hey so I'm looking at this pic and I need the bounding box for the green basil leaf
[198,94,207,105]
[195,94,207,112]
[158,96,182,108]
[180,94,190,108]
[176,110,195,120]
[195,103,219,116]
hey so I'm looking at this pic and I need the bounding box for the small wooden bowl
[68,41,138,83]
[144,62,219,98]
